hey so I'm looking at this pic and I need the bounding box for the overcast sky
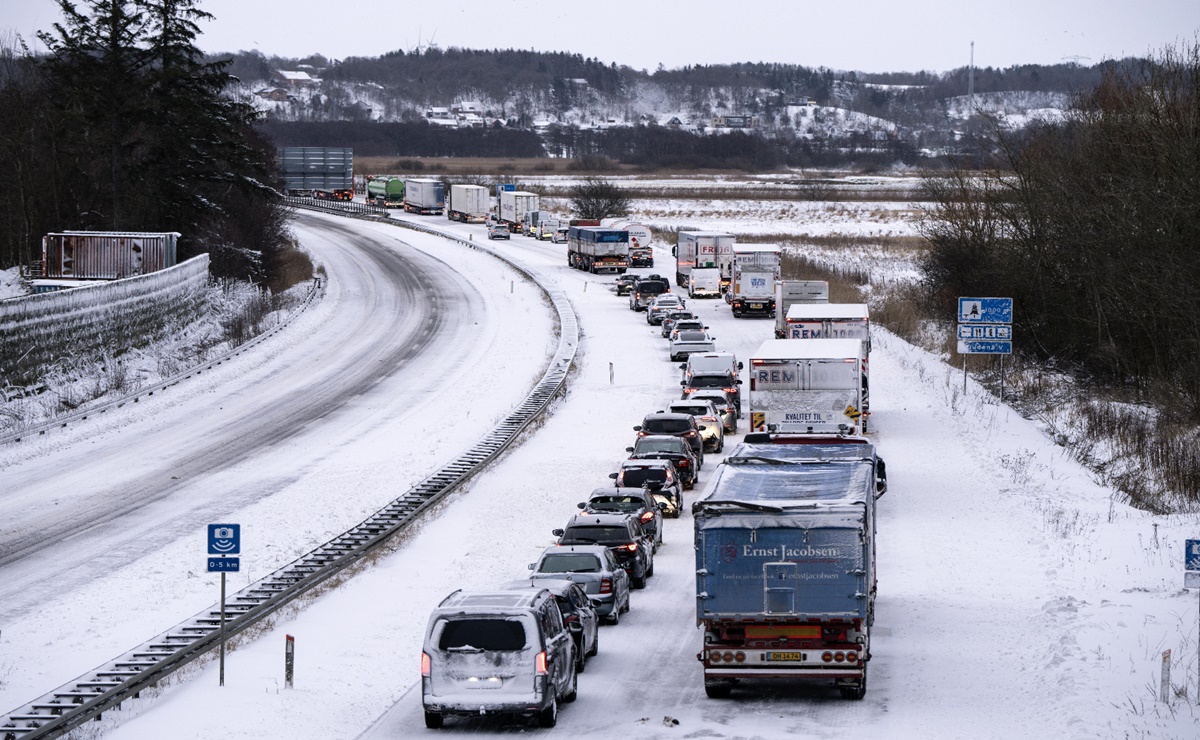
[5,0,1199,73]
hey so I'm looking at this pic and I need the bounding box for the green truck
[366,176,405,207]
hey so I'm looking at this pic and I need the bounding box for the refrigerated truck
[729,244,781,318]
[747,338,865,435]
[404,178,446,215]
[675,231,735,291]
[784,303,870,350]
[499,191,539,233]
[774,280,830,338]
[446,184,488,222]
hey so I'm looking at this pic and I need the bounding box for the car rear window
[689,375,734,388]
[588,496,644,512]
[639,283,667,295]
[645,418,693,433]
[677,331,708,341]
[538,553,602,573]
[636,438,685,453]
[620,468,667,487]
[438,618,527,651]
[562,526,632,545]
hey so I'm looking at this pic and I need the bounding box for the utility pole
[968,41,975,119]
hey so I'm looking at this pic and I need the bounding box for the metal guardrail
[0,277,323,446]
[0,200,578,739]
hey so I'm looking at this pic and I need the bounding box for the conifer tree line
[0,0,291,284]
[920,42,1200,419]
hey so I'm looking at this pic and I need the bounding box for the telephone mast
[968,41,975,118]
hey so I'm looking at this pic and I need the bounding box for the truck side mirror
[552,528,564,537]
[608,472,618,480]
[577,502,586,509]
[680,381,687,386]
[737,362,744,370]
[633,425,642,432]
[625,447,635,453]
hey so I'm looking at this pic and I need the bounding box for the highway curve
[0,212,489,625]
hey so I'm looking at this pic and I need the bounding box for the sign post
[957,297,1013,400]
[1186,539,1200,704]
[207,524,241,687]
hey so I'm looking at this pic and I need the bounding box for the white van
[681,351,742,380]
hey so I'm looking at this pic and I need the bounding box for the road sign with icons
[958,297,1013,324]
[208,524,240,555]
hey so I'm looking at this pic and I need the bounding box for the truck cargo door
[763,561,798,614]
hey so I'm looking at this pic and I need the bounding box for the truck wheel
[424,711,444,729]
[704,680,733,699]
[840,668,867,700]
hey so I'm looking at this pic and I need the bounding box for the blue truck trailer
[693,433,886,700]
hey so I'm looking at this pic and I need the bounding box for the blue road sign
[957,340,1013,355]
[1186,540,1200,571]
[959,297,1013,324]
[957,324,1012,340]
[208,524,241,555]
[496,183,515,196]
[208,557,240,573]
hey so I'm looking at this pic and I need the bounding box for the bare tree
[568,177,631,219]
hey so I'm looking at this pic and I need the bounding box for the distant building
[273,70,314,88]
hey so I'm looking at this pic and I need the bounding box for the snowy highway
[3,207,1197,739]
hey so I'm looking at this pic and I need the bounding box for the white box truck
[675,231,735,292]
[774,280,829,337]
[404,178,445,215]
[499,191,539,233]
[748,338,865,435]
[729,244,781,318]
[446,184,488,223]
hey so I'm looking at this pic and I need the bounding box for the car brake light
[617,542,639,552]
[536,651,548,675]
[723,387,737,394]
[640,511,654,522]
[600,578,612,594]
[421,652,431,676]
[677,459,689,467]
[684,430,697,437]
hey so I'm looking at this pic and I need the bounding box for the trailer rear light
[834,651,845,663]
[535,651,548,675]
[709,651,722,663]
[599,578,613,594]
[723,651,734,662]
[734,652,746,663]
[846,651,858,662]
[822,651,833,663]
[421,652,431,676]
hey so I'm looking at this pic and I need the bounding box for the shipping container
[278,147,354,198]
[42,232,180,280]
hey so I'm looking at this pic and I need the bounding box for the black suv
[629,274,671,311]
[609,459,683,515]
[635,412,705,468]
[554,513,654,589]
[681,371,743,413]
[615,273,638,296]
[625,435,699,489]
[578,487,664,551]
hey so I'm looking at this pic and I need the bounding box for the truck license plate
[750,303,763,309]
[766,652,804,661]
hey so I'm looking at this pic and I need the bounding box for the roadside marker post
[285,635,295,689]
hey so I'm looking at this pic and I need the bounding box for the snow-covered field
[3,199,1199,739]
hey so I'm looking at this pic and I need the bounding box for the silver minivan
[421,589,578,729]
